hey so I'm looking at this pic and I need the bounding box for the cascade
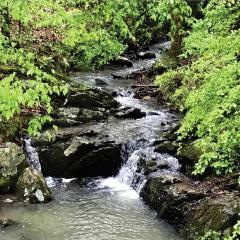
[23,138,42,172]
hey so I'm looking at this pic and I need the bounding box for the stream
[1,43,182,240]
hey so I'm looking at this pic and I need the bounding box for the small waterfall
[115,140,149,192]
[23,138,42,172]
[117,147,146,193]
[115,140,180,193]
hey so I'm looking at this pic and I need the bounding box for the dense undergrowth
[155,0,240,177]
[154,1,240,238]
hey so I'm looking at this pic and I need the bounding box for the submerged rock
[16,168,52,204]
[0,143,27,193]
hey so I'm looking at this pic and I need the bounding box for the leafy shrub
[155,0,240,175]
[199,220,240,240]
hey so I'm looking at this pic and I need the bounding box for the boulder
[0,143,27,193]
[63,144,122,178]
[78,108,108,122]
[176,141,202,175]
[135,149,180,177]
[16,168,52,203]
[65,88,119,109]
[54,107,108,126]
[112,56,133,67]
[140,172,240,239]
[137,52,156,60]
[141,172,204,216]
[144,160,158,175]
[155,141,178,155]
[38,135,122,178]
[182,193,240,238]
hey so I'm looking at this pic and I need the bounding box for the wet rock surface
[0,217,15,229]
[0,143,28,193]
[95,78,108,86]
[111,56,133,67]
[52,88,119,127]
[65,88,119,109]
[113,106,146,119]
[137,52,156,60]
[16,167,52,203]
[140,171,240,239]
[38,135,122,178]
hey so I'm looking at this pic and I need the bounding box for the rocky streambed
[0,43,239,240]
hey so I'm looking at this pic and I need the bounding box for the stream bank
[0,42,239,240]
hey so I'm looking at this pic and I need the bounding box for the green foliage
[0,0,173,138]
[148,0,193,56]
[199,220,240,240]
[155,0,240,175]
[0,33,68,137]
[199,230,221,240]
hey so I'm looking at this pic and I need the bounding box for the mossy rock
[183,193,240,239]
[177,141,202,175]
[0,142,27,193]
[16,168,52,203]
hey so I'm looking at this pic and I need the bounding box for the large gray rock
[38,135,122,178]
[52,88,119,127]
[140,172,240,239]
[16,168,52,204]
[0,143,27,193]
[65,88,119,109]
[54,107,108,127]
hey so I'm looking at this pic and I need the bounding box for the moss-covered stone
[16,168,52,204]
[177,141,202,175]
[155,141,178,155]
[0,142,27,193]
[183,194,240,238]
[141,172,240,240]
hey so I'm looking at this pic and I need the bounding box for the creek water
[0,43,182,240]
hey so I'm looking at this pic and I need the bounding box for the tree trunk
[1,6,11,39]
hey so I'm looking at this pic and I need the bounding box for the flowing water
[0,43,182,240]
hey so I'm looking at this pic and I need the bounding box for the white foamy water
[24,138,42,172]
